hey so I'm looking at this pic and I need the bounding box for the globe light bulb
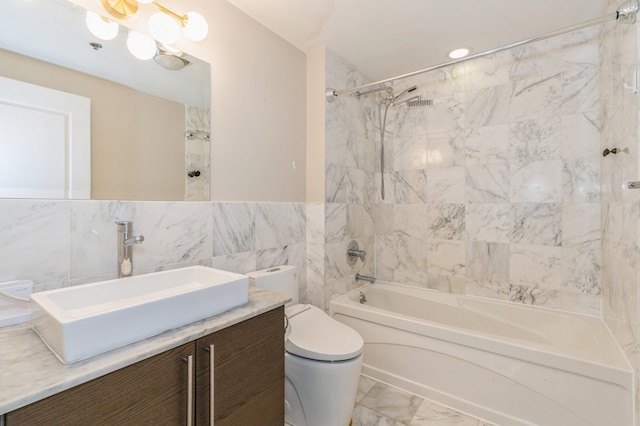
[85,11,119,41]
[148,12,181,45]
[127,30,156,60]
[182,12,208,41]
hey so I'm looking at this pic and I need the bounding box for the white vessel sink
[30,266,249,364]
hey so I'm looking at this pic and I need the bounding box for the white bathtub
[330,282,633,426]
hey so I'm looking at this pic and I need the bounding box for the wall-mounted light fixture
[86,0,208,61]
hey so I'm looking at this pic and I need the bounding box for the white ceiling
[225,0,609,81]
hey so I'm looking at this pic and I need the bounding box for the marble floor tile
[353,376,491,426]
[358,381,423,424]
[408,399,479,425]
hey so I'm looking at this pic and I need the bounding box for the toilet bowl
[247,266,364,426]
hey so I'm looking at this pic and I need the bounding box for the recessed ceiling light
[448,48,471,59]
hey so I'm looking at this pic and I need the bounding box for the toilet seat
[285,304,363,362]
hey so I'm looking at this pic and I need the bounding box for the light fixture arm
[149,1,187,27]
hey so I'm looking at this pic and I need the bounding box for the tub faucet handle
[347,240,366,265]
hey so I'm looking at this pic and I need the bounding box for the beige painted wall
[71,0,307,202]
[0,49,185,200]
[306,47,326,203]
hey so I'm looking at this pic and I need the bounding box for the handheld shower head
[392,85,417,104]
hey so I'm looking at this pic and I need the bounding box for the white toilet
[247,265,364,426]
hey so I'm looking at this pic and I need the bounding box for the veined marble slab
[0,287,289,414]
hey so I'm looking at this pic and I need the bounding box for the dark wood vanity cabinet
[5,307,284,426]
[195,306,284,425]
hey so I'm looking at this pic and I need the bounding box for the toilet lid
[285,304,363,362]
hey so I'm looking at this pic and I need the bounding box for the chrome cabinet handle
[183,355,194,426]
[204,344,215,424]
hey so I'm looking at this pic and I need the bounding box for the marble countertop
[0,287,289,415]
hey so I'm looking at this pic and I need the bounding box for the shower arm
[325,0,639,102]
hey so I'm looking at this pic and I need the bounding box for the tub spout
[355,273,376,283]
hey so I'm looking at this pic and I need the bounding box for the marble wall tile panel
[562,62,599,114]
[306,243,325,309]
[211,251,256,275]
[346,168,370,204]
[393,136,427,171]
[255,203,290,250]
[509,116,562,163]
[0,200,69,286]
[562,203,601,247]
[509,160,562,203]
[427,167,466,204]
[212,202,255,256]
[394,237,429,286]
[427,97,464,135]
[375,172,397,205]
[128,201,213,275]
[426,204,465,240]
[325,125,349,167]
[466,164,510,203]
[561,112,601,159]
[393,170,428,204]
[306,203,325,245]
[464,125,510,166]
[463,84,510,129]
[509,244,562,288]
[289,203,306,244]
[464,51,511,91]
[562,243,601,295]
[562,159,601,202]
[390,104,430,139]
[419,62,469,99]
[374,204,394,236]
[325,203,347,243]
[69,200,136,281]
[426,240,465,292]
[509,73,562,122]
[346,133,377,173]
[465,242,509,284]
[347,203,375,239]
[325,163,348,203]
[509,42,564,81]
[465,204,512,243]
[426,132,465,168]
[510,203,562,247]
[393,204,427,238]
[374,235,398,282]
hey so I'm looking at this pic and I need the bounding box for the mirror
[0,0,211,201]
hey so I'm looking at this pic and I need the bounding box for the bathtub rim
[330,281,633,391]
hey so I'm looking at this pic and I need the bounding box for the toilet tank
[246,265,298,305]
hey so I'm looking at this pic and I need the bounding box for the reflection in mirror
[0,0,211,201]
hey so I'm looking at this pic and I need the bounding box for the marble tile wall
[0,200,307,302]
[361,28,603,315]
[321,50,377,310]
[599,0,640,420]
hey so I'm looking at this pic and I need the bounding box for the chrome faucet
[355,273,376,283]
[116,220,144,278]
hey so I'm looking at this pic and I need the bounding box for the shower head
[392,85,417,103]
[406,98,433,107]
[392,94,433,108]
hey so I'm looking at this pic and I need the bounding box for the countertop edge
[0,287,289,414]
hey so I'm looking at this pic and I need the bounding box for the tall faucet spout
[116,220,144,278]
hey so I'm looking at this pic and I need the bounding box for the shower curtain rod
[325,0,639,102]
